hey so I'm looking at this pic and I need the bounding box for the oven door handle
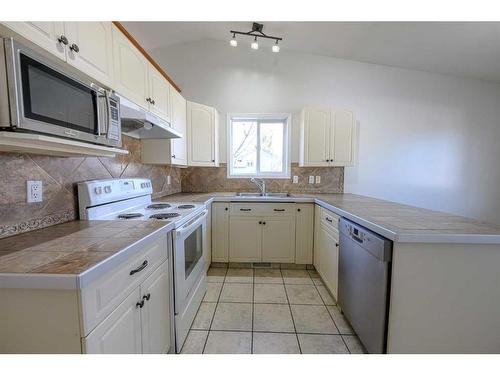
[175,209,208,237]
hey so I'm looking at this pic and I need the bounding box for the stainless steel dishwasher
[338,217,393,354]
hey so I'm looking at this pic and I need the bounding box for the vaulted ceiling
[122,22,500,83]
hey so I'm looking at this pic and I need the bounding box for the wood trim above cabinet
[112,21,181,93]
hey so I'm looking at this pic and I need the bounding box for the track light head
[272,39,280,53]
[251,36,259,50]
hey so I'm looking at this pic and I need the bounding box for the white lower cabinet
[83,287,143,354]
[212,203,230,262]
[295,204,314,264]
[314,205,340,300]
[262,216,296,263]
[229,216,262,262]
[228,203,296,263]
[83,261,171,354]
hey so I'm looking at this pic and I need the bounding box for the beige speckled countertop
[0,220,170,287]
[156,192,500,244]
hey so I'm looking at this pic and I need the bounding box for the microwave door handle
[104,89,111,138]
[175,210,208,237]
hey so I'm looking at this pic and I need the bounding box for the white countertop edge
[395,233,500,244]
[0,273,78,289]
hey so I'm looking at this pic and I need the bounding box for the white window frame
[227,113,291,179]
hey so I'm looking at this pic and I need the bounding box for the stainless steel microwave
[0,38,121,147]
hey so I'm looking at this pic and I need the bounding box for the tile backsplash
[0,141,343,239]
[181,163,344,194]
[0,136,181,239]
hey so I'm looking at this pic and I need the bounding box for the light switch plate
[292,176,299,184]
[315,176,321,184]
[167,175,171,185]
[308,176,314,184]
[27,180,43,203]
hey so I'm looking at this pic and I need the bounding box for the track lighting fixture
[229,22,283,52]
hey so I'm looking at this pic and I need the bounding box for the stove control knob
[104,186,112,194]
[94,187,102,195]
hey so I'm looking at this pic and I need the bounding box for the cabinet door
[262,216,296,263]
[313,205,322,271]
[187,101,217,166]
[140,262,171,354]
[170,89,187,166]
[204,204,212,271]
[83,288,142,354]
[331,109,355,165]
[229,216,262,262]
[212,203,230,262]
[149,65,171,121]
[295,204,314,264]
[112,25,149,108]
[64,22,113,86]
[319,226,339,301]
[300,108,331,167]
[2,22,66,60]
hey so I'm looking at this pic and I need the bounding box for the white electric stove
[77,178,208,353]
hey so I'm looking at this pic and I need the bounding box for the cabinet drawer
[230,203,295,216]
[80,232,168,336]
[320,207,340,232]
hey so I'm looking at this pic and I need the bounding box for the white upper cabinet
[299,107,356,167]
[187,101,219,167]
[2,22,66,60]
[64,22,113,86]
[148,65,171,122]
[112,24,149,108]
[170,88,187,166]
[300,107,331,167]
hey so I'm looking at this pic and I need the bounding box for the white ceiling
[122,22,500,83]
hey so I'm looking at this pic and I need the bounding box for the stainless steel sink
[234,192,291,198]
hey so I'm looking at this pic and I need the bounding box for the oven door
[4,39,117,146]
[173,210,207,313]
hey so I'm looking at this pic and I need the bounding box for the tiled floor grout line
[251,272,255,354]
[282,269,302,354]
[202,266,227,354]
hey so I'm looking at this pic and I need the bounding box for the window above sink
[227,113,291,179]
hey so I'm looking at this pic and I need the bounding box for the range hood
[118,95,182,139]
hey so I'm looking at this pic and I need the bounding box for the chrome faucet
[250,178,266,196]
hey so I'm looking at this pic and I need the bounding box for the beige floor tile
[220,283,253,303]
[308,270,320,279]
[316,285,336,305]
[207,267,226,283]
[343,335,367,354]
[191,302,217,330]
[254,269,283,284]
[285,284,323,305]
[203,282,223,302]
[180,330,208,354]
[204,331,252,354]
[282,269,313,285]
[253,332,300,354]
[291,305,339,334]
[327,305,354,334]
[211,302,253,331]
[253,303,295,333]
[298,334,349,354]
[254,284,288,304]
[225,268,254,283]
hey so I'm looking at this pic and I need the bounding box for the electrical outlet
[315,176,321,184]
[167,175,171,185]
[308,176,314,184]
[292,176,299,184]
[27,181,43,203]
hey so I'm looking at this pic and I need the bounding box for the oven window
[20,53,97,134]
[184,226,203,279]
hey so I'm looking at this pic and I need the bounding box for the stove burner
[149,213,181,220]
[147,203,171,210]
[177,204,195,209]
[118,213,144,219]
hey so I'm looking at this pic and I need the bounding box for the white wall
[152,40,500,224]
